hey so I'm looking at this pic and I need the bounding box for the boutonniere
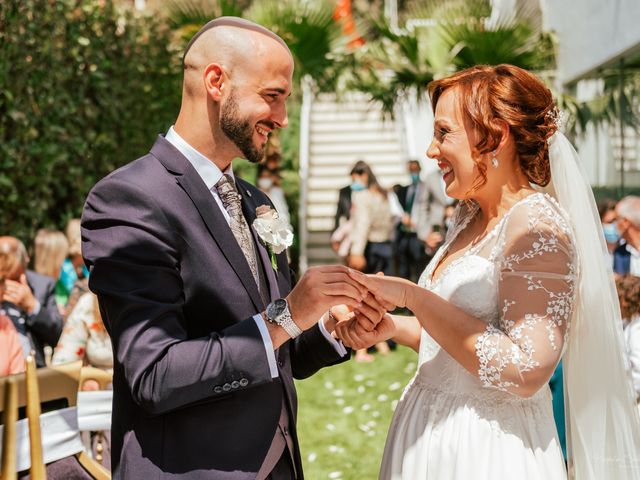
[252,205,294,271]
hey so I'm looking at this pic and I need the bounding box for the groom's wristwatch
[264,298,303,339]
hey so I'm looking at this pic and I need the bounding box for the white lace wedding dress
[380,192,576,480]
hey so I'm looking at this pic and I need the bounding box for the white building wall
[541,0,640,85]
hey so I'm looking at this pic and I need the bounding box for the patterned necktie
[215,174,260,285]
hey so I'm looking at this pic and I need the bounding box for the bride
[334,64,640,479]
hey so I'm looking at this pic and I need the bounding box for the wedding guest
[33,228,69,309]
[348,163,396,361]
[331,160,368,258]
[614,196,640,276]
[62,218,90,316]
[598,199,619,268]
[617,275,640,401]
[0,281,26,376]
[52,292,113,371]
[257,166,290,224]
[0,236,63,367]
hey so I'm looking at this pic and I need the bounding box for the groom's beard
[220,91,267,164]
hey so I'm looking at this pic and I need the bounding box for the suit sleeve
[82,176,274,416]
[26,279,63,348]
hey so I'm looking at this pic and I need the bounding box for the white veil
[539,132,640,479]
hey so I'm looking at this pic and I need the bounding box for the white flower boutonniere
[253,205,294,271]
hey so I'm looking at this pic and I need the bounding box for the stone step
[310,141,400,156]
[308,175,406,191]
[307,217,336,232]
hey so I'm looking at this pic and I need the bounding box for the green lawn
[295,346,418,480]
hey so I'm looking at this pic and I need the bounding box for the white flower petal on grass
[404,362,416,373]
[366,430,376,437]
[365,380,376,387]
[308,452,317,462]
[389,382,401,391]
[361,403,371,411]
[372,411,380,418]
[328,471,343,479]
[354,374,365,382]
[326,423,336,431]
[357,386,365,394]
[367,420,377,427]
[342,406,354,414]
[335,398,345,406]
[332,389,344,397]
[324,381,334,390]
[359,424,370,432]
[377,394,388,402]
[328,445,339,453]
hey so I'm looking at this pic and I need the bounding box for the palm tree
[345,0,556,117]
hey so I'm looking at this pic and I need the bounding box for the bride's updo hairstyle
[428,64,558,190]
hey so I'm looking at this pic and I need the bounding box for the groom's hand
[286,266,368,332]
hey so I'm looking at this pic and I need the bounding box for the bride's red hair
[428,64,558,190]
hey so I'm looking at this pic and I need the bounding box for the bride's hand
[334,313,396,350]
[347,270,415,309]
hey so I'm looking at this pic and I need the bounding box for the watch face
[267,298,287,320]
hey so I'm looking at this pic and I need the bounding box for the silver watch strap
[279,310,303,339]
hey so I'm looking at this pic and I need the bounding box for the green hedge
[0,0,181,243]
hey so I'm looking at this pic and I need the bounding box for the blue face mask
[350,181,367,192]
[603,223,620,244]
[410,173,420,184]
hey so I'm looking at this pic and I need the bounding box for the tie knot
[216,174,242,212]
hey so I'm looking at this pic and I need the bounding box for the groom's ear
[204,63,224,101]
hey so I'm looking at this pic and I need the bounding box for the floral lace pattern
[474,194,576,394]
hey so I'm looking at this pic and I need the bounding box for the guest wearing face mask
[331,160,369,258]
[599,198,620,268]
[256,165,290,225]
[615,196,640,276]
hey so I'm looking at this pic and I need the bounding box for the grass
[295,346,418,480]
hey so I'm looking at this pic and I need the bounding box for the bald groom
[82,17,385,479]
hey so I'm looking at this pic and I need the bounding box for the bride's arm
[389,314,421,352]
[352,203,577,398]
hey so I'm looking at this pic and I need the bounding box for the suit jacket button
[231,381,239,389]
[213,386,222,393]
[239,378,249,387]
[277,358,284,367]
[222,383,231,392]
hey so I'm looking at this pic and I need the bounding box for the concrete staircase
[299,91,409,271]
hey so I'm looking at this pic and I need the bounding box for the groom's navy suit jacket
[81,136,347,479]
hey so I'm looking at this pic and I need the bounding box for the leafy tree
[0,0,181,244]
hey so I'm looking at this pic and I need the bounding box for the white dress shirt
[164,127,346,378]
[628,244,640,277]
[624,314,640,400]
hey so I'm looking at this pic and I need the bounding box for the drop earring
[491,151,499,168]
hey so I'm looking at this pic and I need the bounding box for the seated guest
[0,289,25,376]
[62,218,90,316]
[52,292,113,371]
[0,236,63,367]
[33,228,69,309]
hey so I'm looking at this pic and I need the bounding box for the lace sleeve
[475,198,577,397]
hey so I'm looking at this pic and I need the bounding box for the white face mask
[257,178,273,190]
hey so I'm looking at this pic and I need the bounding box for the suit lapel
[151,137,263,311]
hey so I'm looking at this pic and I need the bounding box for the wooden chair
[1,376,18,480]
[0,358,111,479]
[78,367,113,465]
